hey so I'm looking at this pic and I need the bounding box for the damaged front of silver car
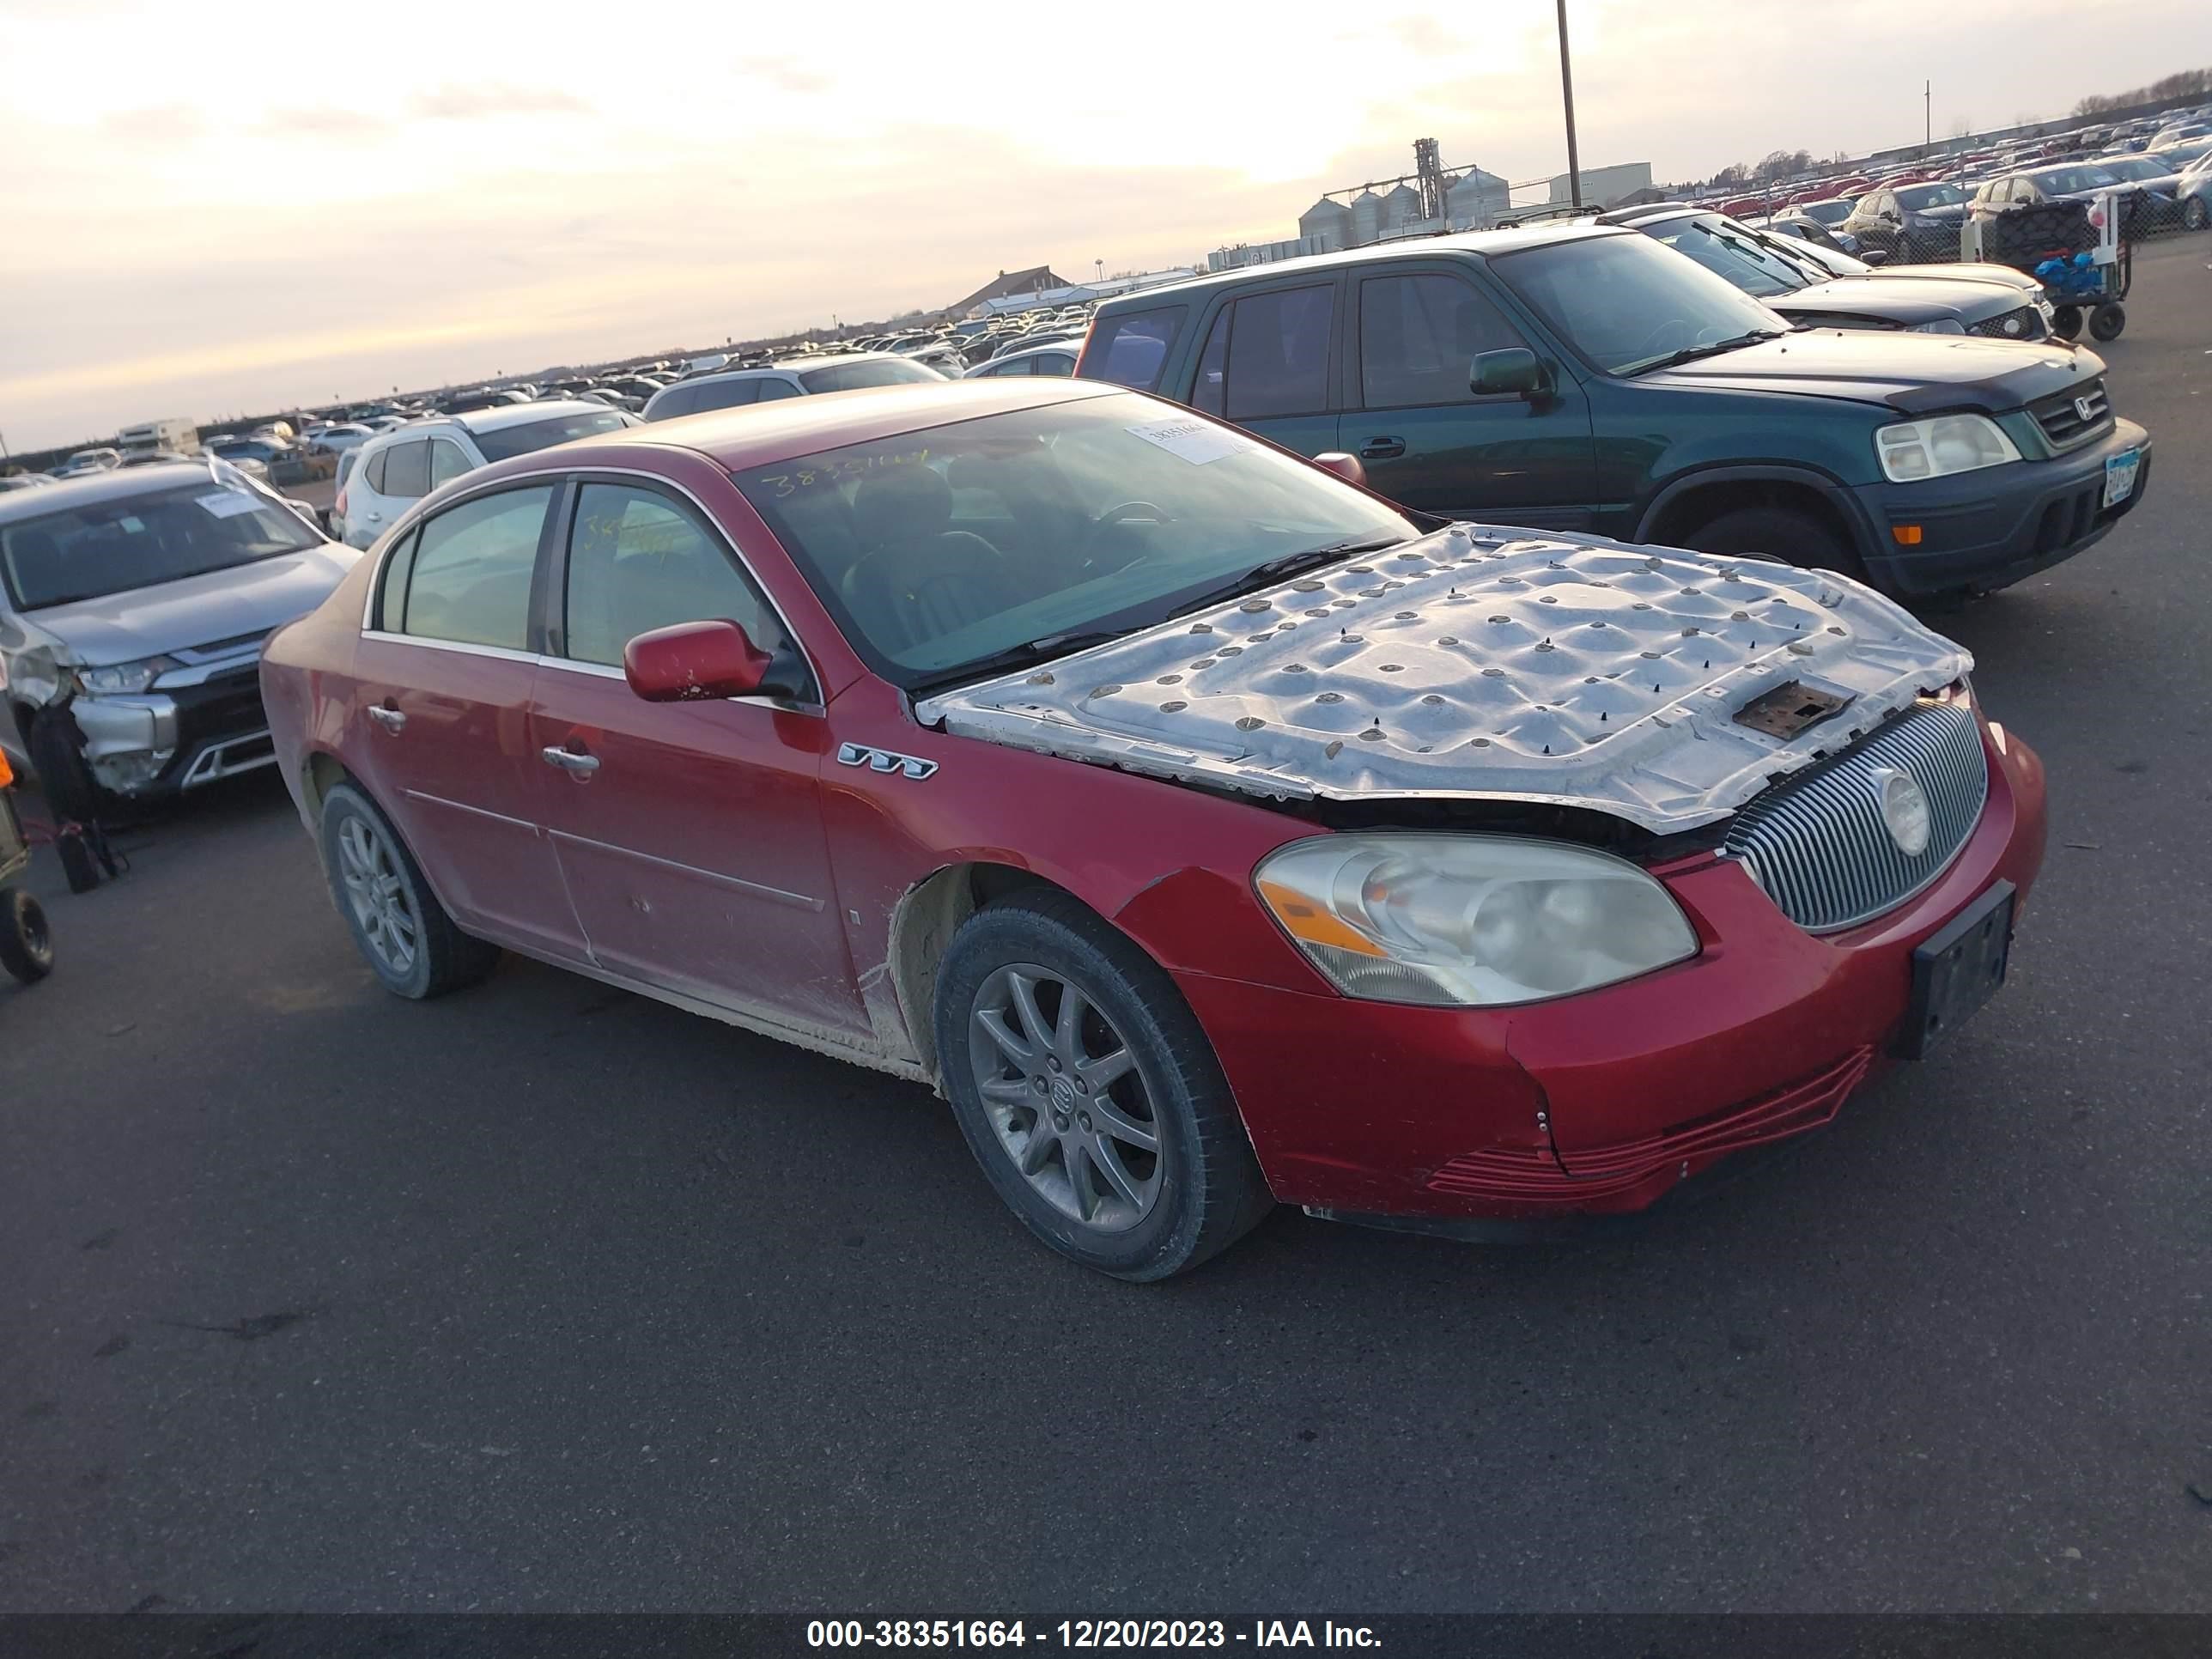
[0,459,358,817]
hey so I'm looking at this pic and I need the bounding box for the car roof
[479,378,1124,478]
[0,459,218,525]
[675,352,914,389]
[1094,224,1635,308]
[432,399,606,433]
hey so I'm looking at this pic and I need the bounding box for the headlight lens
[1254,835,1698,1007]
[1875,414,2022,483]
[1913,318,1967,334]
[78,656,179,696]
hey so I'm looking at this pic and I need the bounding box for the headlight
[1913,319,1967,334]
[1875,414,2021,483]
[78,656,179,696]
[1254,835,1698,1007]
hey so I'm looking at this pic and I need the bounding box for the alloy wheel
[967,962,1164,1233]
[336,814,421,978]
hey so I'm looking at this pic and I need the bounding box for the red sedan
[261,380,2046,1279]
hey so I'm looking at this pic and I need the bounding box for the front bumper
[1855,419,2151,595]
[72,666,276,798]
[1174,724,2046,1223]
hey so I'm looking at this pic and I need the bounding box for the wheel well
[886,861,1076,1080]
[1644,477,1862,558]
[301,751,351,819]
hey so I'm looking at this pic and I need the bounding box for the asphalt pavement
[3,240,2209,1617]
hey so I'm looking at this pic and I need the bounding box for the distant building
[945,265,1073,317]
[1547,161,1655,209]
[1207,235,1332,273]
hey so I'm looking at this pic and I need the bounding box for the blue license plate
[2104,447,2142,509]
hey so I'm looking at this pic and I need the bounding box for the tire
[933,888,1273,1280]
[2184,198,2209,234]
[318,781,498,999]
[1681,505,1865,586]
[2087,303,2125,343]
[0,886,53,983]
[2051,306,2083,341]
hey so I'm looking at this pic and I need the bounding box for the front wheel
[2087,303,2125,343]
[933,890,1273,1280]
[0,886,53,983]
[2051,305,2084,340]
[2183,197,2209,234]
[1682,506,1866,586]
[318,781,498,999]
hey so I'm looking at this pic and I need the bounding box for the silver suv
[0,460,357,814]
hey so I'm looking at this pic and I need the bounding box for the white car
[306,422,378,456]
[639,353,942,421]
[337,401,635,550]
[964,339,1080,379]
[50,447,123,478]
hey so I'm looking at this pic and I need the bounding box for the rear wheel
[0,887,53,983]
[2184,197,2209,234]
[2051,305,2084,340]
[318,781,498,999]
[2087,302,2126,342]
[1681,505,1865,586]
[933,889,1272,1279]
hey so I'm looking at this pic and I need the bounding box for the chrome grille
[2028,379,2112,451]
[1723,702,1988,933]
[1969,305,2044,342]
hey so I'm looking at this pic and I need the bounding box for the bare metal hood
[915,526,1972,834]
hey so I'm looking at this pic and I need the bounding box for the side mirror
[1860,246,1891,265]
[1470,347,1545,398]
[1312,452,1367,487]
[623,618,779,702]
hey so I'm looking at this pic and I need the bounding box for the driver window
[561,483,793,676]
[1358,274,1525,408]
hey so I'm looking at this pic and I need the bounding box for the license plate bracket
[1899,881,2014,1060]
[2104,447,2141,509]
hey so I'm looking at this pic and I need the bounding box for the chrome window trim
[357,630,817,716]
[356,462,823,708]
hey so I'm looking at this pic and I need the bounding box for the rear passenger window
[648,384,698,420]
[1082,306,1188,391]
[1224,285,1334,421]
[1358,274,1525,408]
[363,447,389,493]
[1034,352,1075,378]
[693,380,763,414]
[398,486,552,652]
[381,440,430,500]
[756,379,801,402]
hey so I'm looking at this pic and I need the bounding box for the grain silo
[1297,196,1352,252]
[1446,168,1508,229]
[1349,189,1382,246]
[1380,183,1423,235]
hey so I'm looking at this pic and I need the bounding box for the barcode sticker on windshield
[197,490,264,519]
[1126,418,1243,466]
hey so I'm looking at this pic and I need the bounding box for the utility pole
[1925,80,1931,149]
[1556,0,1583,208]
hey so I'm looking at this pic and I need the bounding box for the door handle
[367,704,406,732]
[541,744,600,777]
[1358,437,1407,460]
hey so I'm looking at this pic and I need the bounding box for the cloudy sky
[0,0,2198,451]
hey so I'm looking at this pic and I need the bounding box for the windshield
[1491,233,1788,374]
[1897,184,1969,210]
[0,479,322,611]
[469,409,629,462]
[732,392,1419,688]
[799,358,945,393]
[2098,157,2162,181]
[2033,167,2120,194]
[1800,199,1853,223]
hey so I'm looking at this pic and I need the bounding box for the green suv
[1075,225,2150,598]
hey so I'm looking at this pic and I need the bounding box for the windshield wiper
[907,629,1132,697]
[1631,329,1788,374]
[1170,535,1408,617]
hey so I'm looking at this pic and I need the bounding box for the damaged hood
[21,544,357,668]
[915,525,1972,835]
